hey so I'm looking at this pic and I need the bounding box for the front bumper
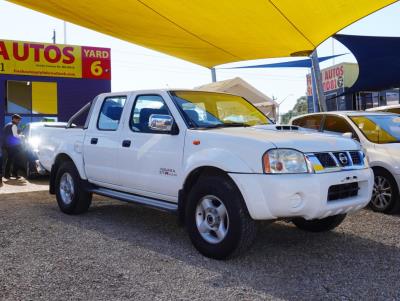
[229,168,373,220]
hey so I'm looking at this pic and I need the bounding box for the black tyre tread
[55,161,92,215]
[186,174,257,259]
[292,214,346,232]
[369,169,400,214]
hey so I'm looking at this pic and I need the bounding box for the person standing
[2,114,22,179]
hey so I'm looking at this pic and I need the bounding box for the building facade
[307,62,400,112]
[0,39,111,130]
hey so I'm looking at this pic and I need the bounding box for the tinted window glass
[97,96,126,130]
[386,108,400,114]
[323,116,354,134]
[130,95,170,133]
[171,91,270,128]
[292,115,323,130]
[350,115,400,144]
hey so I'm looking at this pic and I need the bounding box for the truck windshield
[349,114,400,144]
[170,91,271,128]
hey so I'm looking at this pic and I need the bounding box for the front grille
[314,153,337,168]
[311,151,364,172]
[328,182,359,201]
[349,151,362,165]
[333,152,351,167]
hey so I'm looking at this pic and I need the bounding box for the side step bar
[89,187,178,213]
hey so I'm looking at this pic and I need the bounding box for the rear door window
[97,96,127,131]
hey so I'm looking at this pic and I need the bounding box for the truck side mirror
[148,114,174,133]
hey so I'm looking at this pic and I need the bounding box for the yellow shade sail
[8,0,397,68]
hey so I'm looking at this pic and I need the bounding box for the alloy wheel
[372,175,392,210]
[195,195,229,244]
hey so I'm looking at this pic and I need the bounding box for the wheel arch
[371,165,399,186]
[50,153,81,194]
[178,166,240,225]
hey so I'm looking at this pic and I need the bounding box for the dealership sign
[0,39,111,80]
[307,63,358,96]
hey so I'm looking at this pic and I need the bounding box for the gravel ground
[0,191,400,300]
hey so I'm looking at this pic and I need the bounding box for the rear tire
[185,174,257,259]
[55,161,92,214]
[369,168,400,214]
[292,214,346,232]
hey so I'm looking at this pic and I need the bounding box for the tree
[280,96,308,124]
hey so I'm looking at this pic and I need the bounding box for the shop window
[32,82,58,114]
[6,80,58,115]
[7,80,32,114]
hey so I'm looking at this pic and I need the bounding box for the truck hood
[209,125,360,153]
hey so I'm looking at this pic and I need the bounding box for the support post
[211,68,217,83]
[310,69,320,112]
[63,21,67,44]
[310,50,327,111]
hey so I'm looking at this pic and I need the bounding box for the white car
[366,104,400,114]
[36,90,372,259]
[291,111,400,214]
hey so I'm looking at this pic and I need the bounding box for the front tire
[185,174,256,259]
[292,214,346,232]
[369,169,400,213]
[55,161,92,214]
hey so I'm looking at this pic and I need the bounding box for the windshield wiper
[206,123,250,128]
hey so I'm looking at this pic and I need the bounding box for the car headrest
[105,106,123,121]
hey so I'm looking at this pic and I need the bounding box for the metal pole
[211,68,217,82]
[310,50,327,111]
[52,29,56,44]
[310,69,319,112]
[63,21,67,44]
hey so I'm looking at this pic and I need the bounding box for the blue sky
[1,0,399,113]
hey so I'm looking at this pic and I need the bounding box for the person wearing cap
[2,114,22,179]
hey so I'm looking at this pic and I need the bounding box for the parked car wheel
[292,214,346,232]
[55,161,92,214]
[370,169,400,213]
[185,174,257,259]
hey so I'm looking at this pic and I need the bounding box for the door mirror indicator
[148,114,174,132]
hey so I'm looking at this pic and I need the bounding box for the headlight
[263,149,312,174]
[28,137,41,152]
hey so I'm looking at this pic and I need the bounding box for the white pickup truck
[37,90,373,259]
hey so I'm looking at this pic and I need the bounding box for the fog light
[289,193,303,209]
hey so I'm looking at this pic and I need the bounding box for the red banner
[81,46,111,80]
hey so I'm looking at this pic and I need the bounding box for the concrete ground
[0,183,399,300]
[0,176,48,194]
